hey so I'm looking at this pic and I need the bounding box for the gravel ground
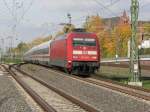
[21,64,150,112]
[14,69,87,112]
[0,67,43,112]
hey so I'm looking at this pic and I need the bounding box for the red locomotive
[23,29,101,75]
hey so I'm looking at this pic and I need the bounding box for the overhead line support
[129,0,142,86]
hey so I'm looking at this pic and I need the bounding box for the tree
[17,42,29,55]
[144,23,150,33]
[11,42,29,58]
[97,31,116,57]
[55,24,75,38]
[114,24,131,56]
[84,15,116,58]
[143,23,150,39]
[18,42,28,51]
[85,15,104,33]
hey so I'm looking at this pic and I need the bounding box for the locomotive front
[67,32,100,75]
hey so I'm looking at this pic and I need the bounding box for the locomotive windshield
[73,38,96,46]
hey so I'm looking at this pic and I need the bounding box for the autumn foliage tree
[55,24,75,38]
[84,15,131,58]
[144,23,150,33]
[84,15,116,58]
[114,23,131,56]
[85,15,103,33]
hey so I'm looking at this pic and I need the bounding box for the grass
[114,79,150,89]
[142,80,150,89]
[97,66,150,89]
[1,57,22,64]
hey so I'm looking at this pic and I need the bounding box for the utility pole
[65,13,72,33]
[129,0,142,86]
[86,16,89,25]
[0,39,2,63]
[1,38,4,63]
[67,13,72,25]
[85,16,90,31]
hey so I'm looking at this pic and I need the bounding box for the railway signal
[129,0,142,86]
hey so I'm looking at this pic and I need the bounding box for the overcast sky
[0,0,150,46]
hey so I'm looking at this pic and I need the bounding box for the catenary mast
[129,0,142,86]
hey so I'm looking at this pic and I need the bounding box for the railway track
[31,64,150,101]
[79,77,150,101]
[1,64,57,112]
[2,64,99,112]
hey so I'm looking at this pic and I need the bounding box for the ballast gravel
[21,64,150,112]
[21,74,87,112]
[0,69,42,112]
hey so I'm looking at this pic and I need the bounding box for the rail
[101,57,150,63]
[37,65,150,101]
[1,64,57,112]
[11,64,100,112]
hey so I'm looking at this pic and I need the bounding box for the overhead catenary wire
[92,0,122,17]
[18,0,35,24]
[64,0,128,28]
[91,0,149,25]
[70,0,117,26]
[3,0,14,17]
[105,0,121,8]
[66,0,117,25]
[3,0,35,27]
[93,0,150,18]
[116,0,150,16]
[2,0,35,57]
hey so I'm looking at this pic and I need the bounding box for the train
[23,29,101,75]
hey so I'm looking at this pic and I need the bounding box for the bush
[139,48,150,55]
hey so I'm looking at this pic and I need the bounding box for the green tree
[16,42,29,56]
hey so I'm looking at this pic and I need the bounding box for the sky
[0,0,150,46]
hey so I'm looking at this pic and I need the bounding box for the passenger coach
[23,29,101,75]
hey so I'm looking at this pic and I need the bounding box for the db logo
[82,51,88,54]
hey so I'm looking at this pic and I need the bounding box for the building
[118,10,130,25]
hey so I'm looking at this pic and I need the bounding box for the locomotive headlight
[88,51,97,55]
[68,60,72,63]
[92,56,97,59]
[68,60,72,68]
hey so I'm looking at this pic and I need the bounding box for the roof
[24,40,51,55]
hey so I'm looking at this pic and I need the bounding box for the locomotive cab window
[73,38,96,46]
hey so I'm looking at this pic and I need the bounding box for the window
[73,38,96,46]
[42,48,49,54]
[55,35,66,40]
